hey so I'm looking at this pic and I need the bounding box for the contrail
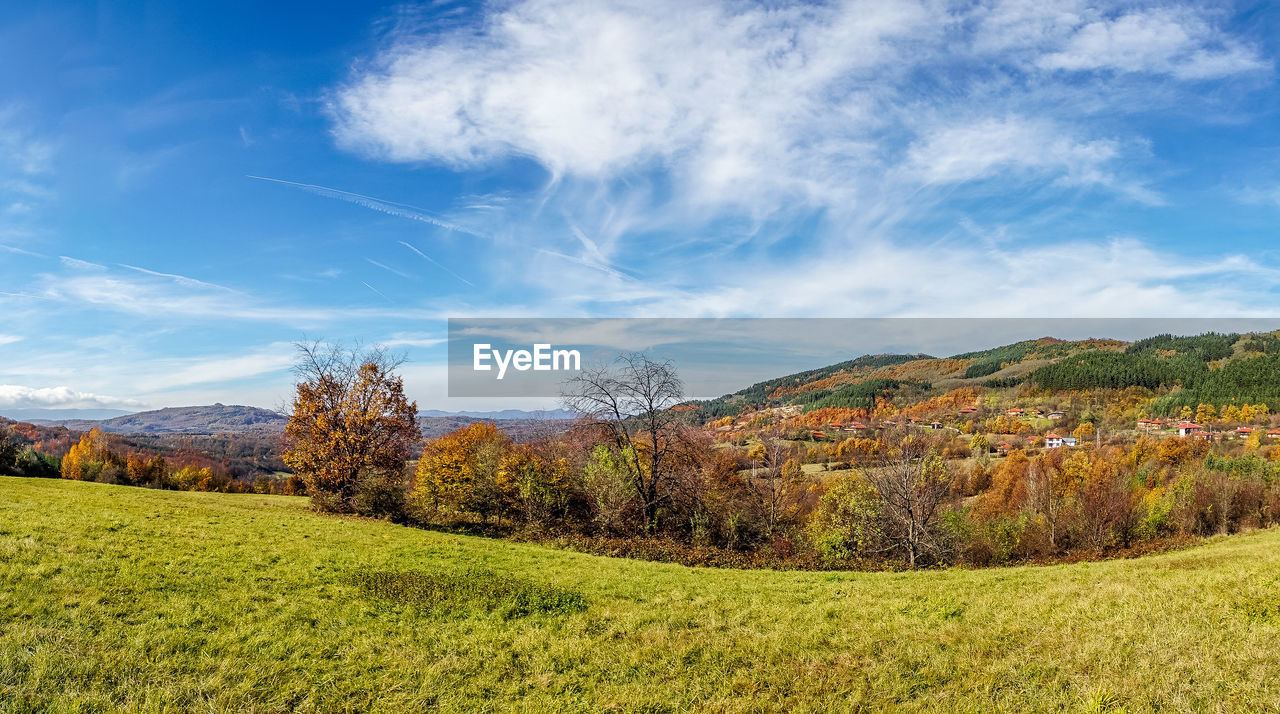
[0,289,50,300]
[119,263,238,292]
[537,248,635,282]
[566,222,636,279]
[366,258,411,280]
[247,175,485,239]
[361,281,392,302]
[399,240,475,287]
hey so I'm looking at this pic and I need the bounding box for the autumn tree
[413,421,513,521]
[866,431,953,567]
[562,353,691,533]
[0,426,19,475]
[283,341,419,513]
[61,428,117,482]
[1073,421,1096,445]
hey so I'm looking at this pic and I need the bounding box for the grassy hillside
[4,478,1280,711]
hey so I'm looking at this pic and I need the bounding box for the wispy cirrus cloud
[324,0,1273,327]
[331,0,1264,220]
[904,116,1161,204]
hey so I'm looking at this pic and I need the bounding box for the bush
[352,473,407,520]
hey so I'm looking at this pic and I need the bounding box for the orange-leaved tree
[283,342,418,513]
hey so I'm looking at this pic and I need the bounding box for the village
[713,398,1280,461]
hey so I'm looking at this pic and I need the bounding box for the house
[1175,423,1202,437]
[1044,433,1078,448]
[1268,429,1280,437]
[1006,408,1024,416]
[959,406,978,414]
[996,441,1012,453]
[841,421,869,431]
[928,422,944,430]
[1236,426,1255,435]
[1047,411,1065,420]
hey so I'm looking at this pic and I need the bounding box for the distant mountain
[417,408,576,420]
[18,402,572,440]
[29,404,286,434]
[0,407,136,422]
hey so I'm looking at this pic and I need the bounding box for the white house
[1044,433,1077,448]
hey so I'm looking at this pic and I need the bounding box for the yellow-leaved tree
[283,342,418,514]
[413,421,512,521]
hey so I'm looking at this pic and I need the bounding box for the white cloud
[332,0,935,211]
[331,0,1263,220]
[38,259,451,324]
[141,347,299,391]
[0,334,21,346]
[621,236,1280,318]
[1037,8,1267,79]
[0,384,144,410]
[904,116,1160,203]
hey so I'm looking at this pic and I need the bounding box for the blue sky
[0,0,1278,412]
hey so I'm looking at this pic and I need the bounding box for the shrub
[352,472,407,520]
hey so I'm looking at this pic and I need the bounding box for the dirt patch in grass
[346,567,587,619]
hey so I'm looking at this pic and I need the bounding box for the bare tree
[561,353,688,533]
[750,436,801,537]
[866,431,952,568]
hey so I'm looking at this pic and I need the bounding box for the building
[1044,433,1078,448]
[1175,423,1202,437]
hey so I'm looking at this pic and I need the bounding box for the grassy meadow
[3,476,1280,712]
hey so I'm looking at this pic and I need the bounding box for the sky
[0,0,1278,413]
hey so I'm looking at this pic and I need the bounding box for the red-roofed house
[1176,423,1202,437]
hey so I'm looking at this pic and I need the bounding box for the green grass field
[3,476,1280,712]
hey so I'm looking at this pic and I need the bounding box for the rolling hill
[693,331,1280,419]
[21,405,576,440]
[4,476,1280,711]
[28,404,288,434]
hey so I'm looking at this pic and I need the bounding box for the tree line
[281,344,1280,570]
